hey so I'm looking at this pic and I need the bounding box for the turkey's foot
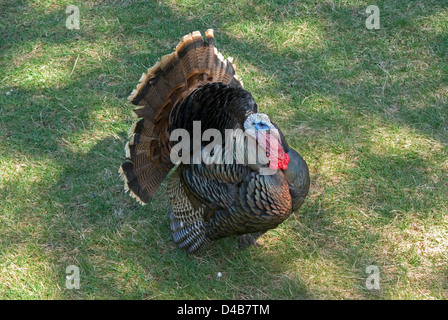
[238,233,263,249]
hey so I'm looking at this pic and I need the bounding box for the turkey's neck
[256,132,290,170]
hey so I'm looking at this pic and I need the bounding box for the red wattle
[265,134,289,171]
[256,132,289,171]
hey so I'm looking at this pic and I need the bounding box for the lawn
[0,0,447,299]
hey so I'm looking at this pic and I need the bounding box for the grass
[0,0,447,299]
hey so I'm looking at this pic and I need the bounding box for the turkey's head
[243,113,290,170]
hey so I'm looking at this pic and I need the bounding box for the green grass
[1,0,447,299]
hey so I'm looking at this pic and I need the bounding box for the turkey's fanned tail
[120,29,242,204]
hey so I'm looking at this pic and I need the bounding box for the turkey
[119,30,310,253]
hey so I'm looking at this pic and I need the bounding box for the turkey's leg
[238,232,265,249]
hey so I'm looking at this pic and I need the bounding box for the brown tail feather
[120,29,242,204]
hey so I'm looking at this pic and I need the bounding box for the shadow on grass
[1,0,447,299]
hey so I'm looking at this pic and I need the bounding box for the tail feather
[120,29,242,204]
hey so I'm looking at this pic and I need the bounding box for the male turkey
[119,30,310,253]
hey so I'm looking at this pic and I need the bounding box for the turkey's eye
[256,122,268,129]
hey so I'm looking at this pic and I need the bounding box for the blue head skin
[244,113,275,133]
